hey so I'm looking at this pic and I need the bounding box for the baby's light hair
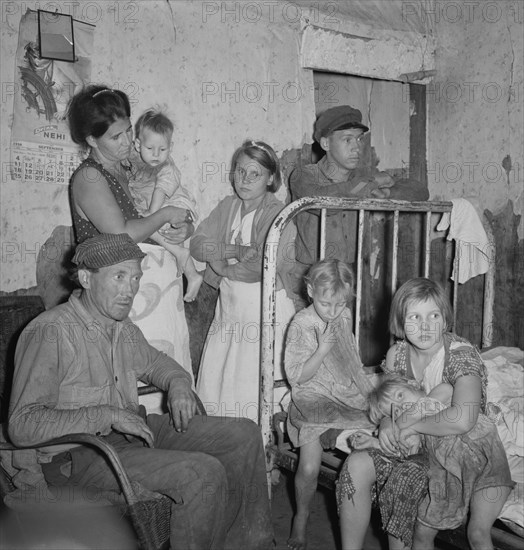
[135,108,174,141]
[305,259,354,302]
[368,375,423,424]
[388,278,453,339]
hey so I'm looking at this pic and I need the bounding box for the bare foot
[184,272,203,302]
[287,513,308,550]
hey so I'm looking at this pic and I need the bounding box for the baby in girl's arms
[348,375,453,454]
[129,108,202,301]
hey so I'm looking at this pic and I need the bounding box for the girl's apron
[196,209,294,422]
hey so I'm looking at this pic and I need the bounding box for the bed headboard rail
[261,197,495,444]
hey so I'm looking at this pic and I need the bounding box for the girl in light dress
[284,259,375,550]
[190,140,296,422]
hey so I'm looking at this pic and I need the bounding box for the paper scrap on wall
[10,9,94,185]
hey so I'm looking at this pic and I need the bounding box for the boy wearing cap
[8,233,274,550]
[289,105,428,306]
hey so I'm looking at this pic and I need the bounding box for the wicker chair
[0,295,174,550]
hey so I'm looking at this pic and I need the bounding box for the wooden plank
[409,82,427,189]
[355,209,365,347]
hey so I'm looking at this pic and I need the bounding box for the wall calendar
[10,9,94,185]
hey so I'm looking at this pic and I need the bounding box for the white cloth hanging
[436,198,492,284]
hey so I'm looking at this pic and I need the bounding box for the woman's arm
[190,198,234,263]
[225,203,284,283]
[427,383,453,407]
[151,223,194,247]
[398,374,481,436]
[72,167,181,242]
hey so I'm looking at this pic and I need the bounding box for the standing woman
[191,140,296,422]
[67,84,194,385]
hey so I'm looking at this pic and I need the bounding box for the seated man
[8,233,274,550]
[290,105,429,306]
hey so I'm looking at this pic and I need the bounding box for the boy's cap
[72,233,146,269]
[314,106,369,142]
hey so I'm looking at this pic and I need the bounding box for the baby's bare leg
[182,258,203,302]
[167,245,203,302]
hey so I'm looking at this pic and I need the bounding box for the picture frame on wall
[38,9,75,63]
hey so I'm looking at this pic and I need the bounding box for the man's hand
[374,172,395,188]
[167,380,198,433]
[111,408,155,448]
[319,428,343,450]
[370,187,391,198]
[370,172,394,198]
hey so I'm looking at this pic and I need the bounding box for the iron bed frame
[259,197,522,550]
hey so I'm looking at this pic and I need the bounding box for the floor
[272,470,460,550]
[0,471,383,550]
[1,469,456,550]
[272,470,386,550]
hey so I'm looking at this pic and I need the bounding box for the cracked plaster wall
[427,0,523,233]
[1,0,316,291]
[1,0,522,296]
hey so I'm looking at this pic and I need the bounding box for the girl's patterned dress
[336,332,514,547]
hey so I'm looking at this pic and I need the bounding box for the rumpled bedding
[482,346,524,536]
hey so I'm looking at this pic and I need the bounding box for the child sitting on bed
[284,259,376,550]
[129,108,203,302]
[354,374,515,549]
[337,278,514,550]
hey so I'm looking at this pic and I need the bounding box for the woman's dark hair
[229,140,282,193]
[67,84,131,147]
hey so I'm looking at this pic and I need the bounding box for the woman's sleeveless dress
[70,158,193,411]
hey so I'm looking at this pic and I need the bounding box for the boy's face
[136,128,171,167]
[320,128,364,173]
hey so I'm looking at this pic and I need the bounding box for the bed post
[482,216,496,348]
